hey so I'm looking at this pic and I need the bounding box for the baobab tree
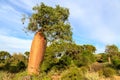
[22,3,72,75]
[105,44,119,64]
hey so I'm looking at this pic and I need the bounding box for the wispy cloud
[0,0,120,53]
[64,0,120,44]
[55,0,120,52]
[0,35,32,54]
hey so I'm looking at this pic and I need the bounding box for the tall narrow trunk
[108,56,111,64]
[28,32,46,75]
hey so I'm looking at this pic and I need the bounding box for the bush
[74,51,96,67]
[84,72,100,80]
[112,57,120,69]
[61,66,84,80]
[102,67,116,77]
[12,71,28,80]
[0,71,14,80]
[79,66,88,75]
[13,71,51,80]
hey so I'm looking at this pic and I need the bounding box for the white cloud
[57,0,120,53]
[64,0,120,45]
[0,35,32,54]
[0,4,23,25]
[1,0,120,53]
[91,27,117,44]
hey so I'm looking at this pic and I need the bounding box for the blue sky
[0,0,120,54]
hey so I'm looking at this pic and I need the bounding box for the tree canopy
[23,3,72,42]
[105,44,119,56]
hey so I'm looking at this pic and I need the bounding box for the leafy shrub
[61,66,83,80]
[79,66,88,75]
[32,74,51,80]
[12,70,52,80]
[112,57,120,69]
[74,51,96,67]
[8,66,18,73]
[0,71,14,80]
[102,67,116,77]
[12,71,28,80]
[84,72,100,80]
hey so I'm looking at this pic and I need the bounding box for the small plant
[61,66,84,80]
[102,67,116,77]
[0,71,14,80]
[79,66,88,75]
[84,72,100,80]
[13,71,28,80]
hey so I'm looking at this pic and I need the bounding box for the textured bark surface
[28,32,46,75]
[108,57,111,64]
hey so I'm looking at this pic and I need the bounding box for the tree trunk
[28,32,46,75]
[108,56,111,64]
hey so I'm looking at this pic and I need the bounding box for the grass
[0,64,119,80]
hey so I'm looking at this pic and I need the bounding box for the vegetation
[0,43,120,79]
[1,2,120,80]
[22,2,72,75]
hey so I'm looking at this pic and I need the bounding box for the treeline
[0,41,96,73]
[0,51,29,73]
[41,41,96,72]
[97,44,120,70]
[0,42,120,79]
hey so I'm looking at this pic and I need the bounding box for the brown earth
[100,76,120,80]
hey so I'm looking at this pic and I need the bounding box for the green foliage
[74,51,96,67]
[23,3,72,42]
[112,56,120,69]
[105,45,119,54]
[10,71,45,80]
[0,51,10,60]
[7,53,27,73]
[97,53,108,63]
[41,41,81,72]
[0,71,14,80]
[0,44,120,79]
[0,52,27,73]
[41,42,96,72]
[71,45,96,67]
[104,45,119,64]
[105,44,119,59]
[102,67,116,77]
[83,44,96,53]
[61,66,84,80]
[24,51,30,59]
[0,51,11,69]
[84,72,100,80]
[31,71,52,80]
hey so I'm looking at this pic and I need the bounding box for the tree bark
[108,56,111,64]
[28,32,46,75]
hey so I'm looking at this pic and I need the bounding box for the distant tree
[105,44,119,64]
[0,51,11,68]
[75,51,96,68]
[8,53,27,72]
[112,56,120,69]
[0,51,10,60]
[24,51,30,59]
[23,3,72,75]
[96,53,108,63]
[41,42,83,72]
[105,45,119,54]
[83,44,96,53]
